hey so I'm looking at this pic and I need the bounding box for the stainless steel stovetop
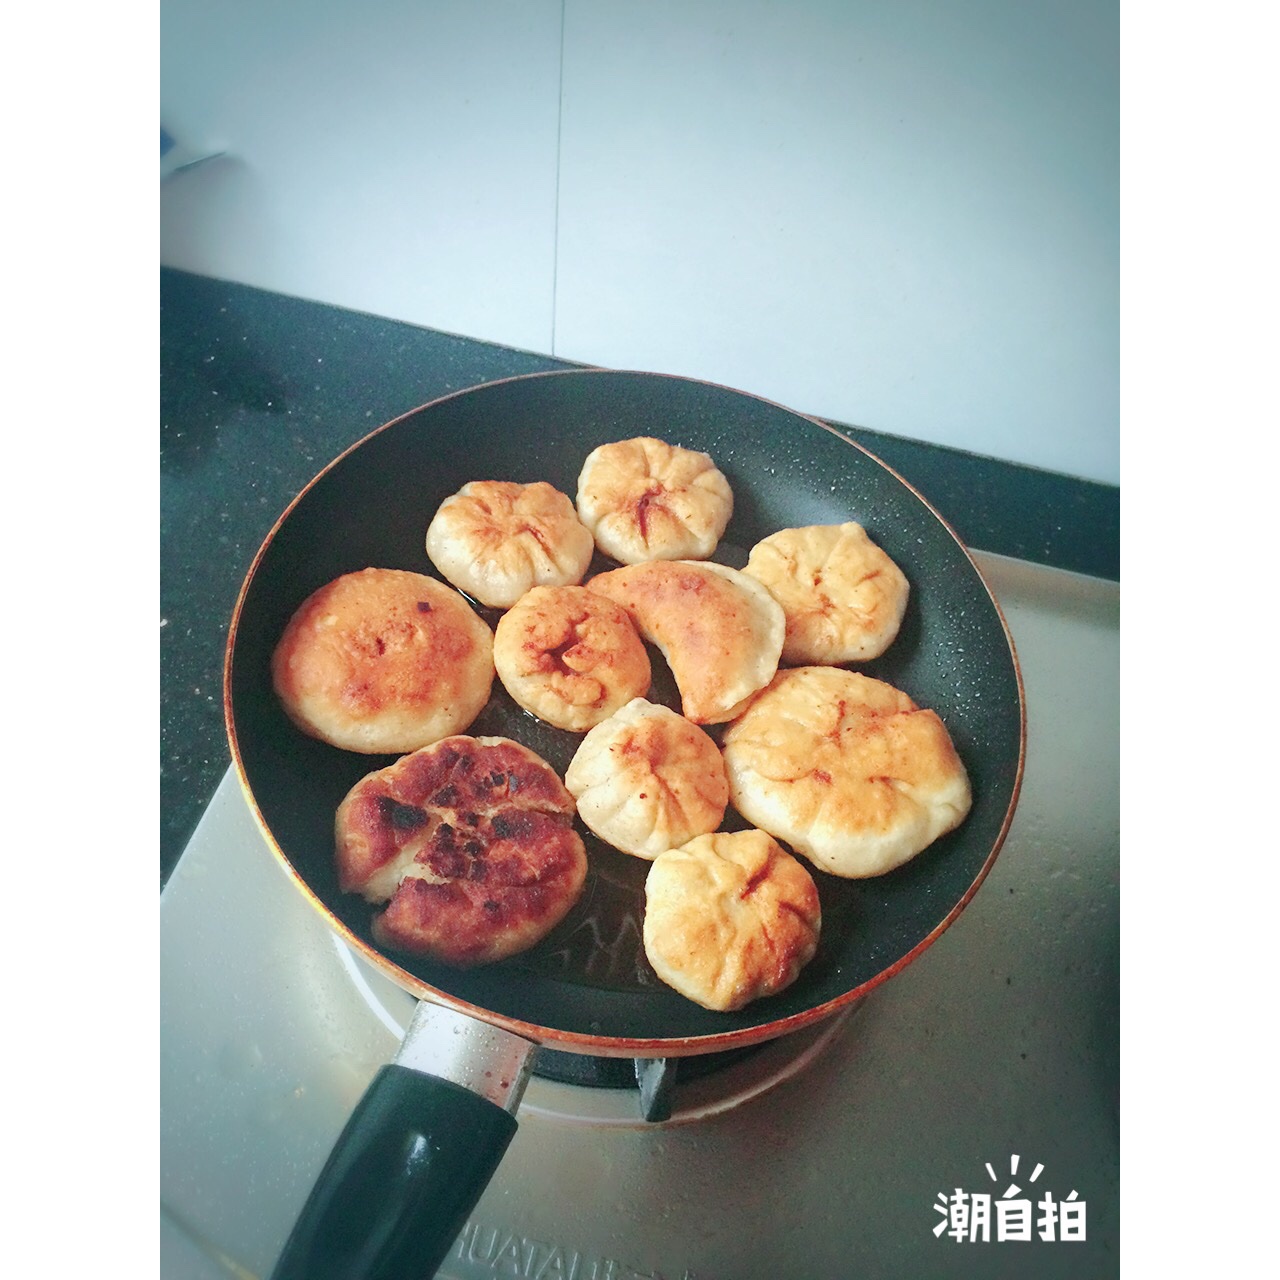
[160,552,1119,1280]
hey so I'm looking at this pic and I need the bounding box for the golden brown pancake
[576,436,733,564]
[564,698,729,860]
[271,568,494,754]
[743,522,910,664]
[643,830,822,1011]
[426,479,595,608]
[493,584,652,731]
[335,736,587,966]
[587,560,784,724]
[721,666,971,878]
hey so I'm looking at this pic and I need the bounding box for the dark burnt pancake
[335,736,587,967]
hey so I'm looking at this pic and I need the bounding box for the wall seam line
[550,0,567,355]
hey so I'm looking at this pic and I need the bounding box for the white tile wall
[160,0,564,353]
[161,1,1118,485]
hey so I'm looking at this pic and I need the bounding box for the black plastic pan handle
[270,1001,535,1280]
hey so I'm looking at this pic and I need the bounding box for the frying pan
[224,369,1025,1279]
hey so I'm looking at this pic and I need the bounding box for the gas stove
[160,552,1119,1279]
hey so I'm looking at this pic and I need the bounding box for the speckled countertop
[159,266,1119,886]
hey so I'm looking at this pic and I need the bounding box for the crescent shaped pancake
[493,585,652,731]
[576,436,733,564]
[426,479,595,608]
[564,699,729,860]
[643,830,822,1011]
[271,568,494,754]
[721,667,971,878]
[743,522,910,664]
[335,736,587,966]
[587,560,785,724]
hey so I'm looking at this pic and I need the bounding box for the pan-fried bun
[587,560,784,724]
[565,699,729,860]
[576,436,733,564]
[493,585,651,731]
[426,480,595,608]
[272,568,494,754]
[721,667,971,878]
[643,830,821,1011]
[743,522,909,664]
[335,736,587,966]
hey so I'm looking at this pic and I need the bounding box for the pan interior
[228,371,1022,1049]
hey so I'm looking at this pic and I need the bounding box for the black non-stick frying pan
[225,369,1025,1279]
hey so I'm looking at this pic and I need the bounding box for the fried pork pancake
[565,699,729,860]
[587,560,784,724]
[743,522,909,664]
[271,568,494,754]
[426,479,595,608]
[721,667,971,878]
[643,830,822,1011]
[576,436,733,564]
[335,736,587,966]
[493,584,652,731]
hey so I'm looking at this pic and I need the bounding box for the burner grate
[531,1043,769,1121]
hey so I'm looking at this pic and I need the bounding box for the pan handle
[270,1001,535,1280]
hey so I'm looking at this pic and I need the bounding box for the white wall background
[160,0,1118,485]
